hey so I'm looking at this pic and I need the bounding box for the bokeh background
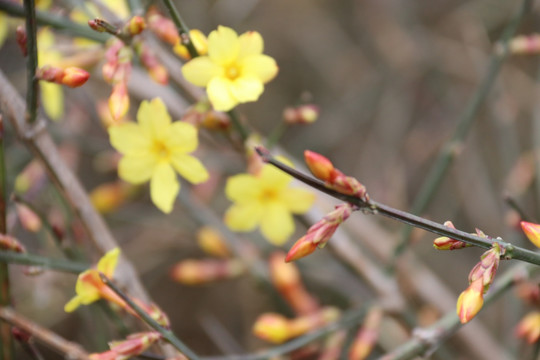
[1,0,540,359]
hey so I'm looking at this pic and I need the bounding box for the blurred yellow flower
[38,28,64,120]
[173,29,208,60]
[182,26,278,111]
[224,161,315,245]
[0,13,8,49]
[64,248,121,312]
[108,98,209,213]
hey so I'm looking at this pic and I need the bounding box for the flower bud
[468,243,501,292]
[136,42,168,85]
[496,34,540,55]
[456,278,484,324]
[196,226,230,258]
[515,311,540,344]
[16,26,27,56]
[0,234,26,253]
[304,150,336,182]
[88,19,108,33]
[348,307,383,360]
[319,330,346,360]
[89,350,117,360]
[433,221,471,250]
[60,67,90,87]
[147,6,179,45]
[124,16,146,36]
[173,29,208,59]
[110,332,162,356]
[170,259,245,285]
[285,235,317,262]
[109,82,129,120]
[252,313,291,344]
[520,221,540,248]
[15,203,42,233]
[283,104,319,124]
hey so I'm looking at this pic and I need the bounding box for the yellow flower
[0,13,8,49]
[181,26,278,111]
[65,248,122,312]
[173,29,208,60]
[224,161,315,245]
[108,98,209,213]
[38,28,64,120]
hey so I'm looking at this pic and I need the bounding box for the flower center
[226,65,240,80]
[152,140,170,160]
[260,188,278,202]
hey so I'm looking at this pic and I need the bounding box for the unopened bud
[125,16,146,36]
[88,19,111,33]
[283,104,319,124]
[15,203,42,233]
[456,278,484,324]
[496,34,540,55]
[109,82,130,120]
[60,67,90,87]
[16,26,27,56]
[196,226,230,258]
[304,150,336,182]
[0,234,26,253]
[516,282,540,306]
[170,259,245,285]
[433,221,471,250]
[468,243,501,292]
[109,332,162,357]
[349,307,383,360]
[285,235,318,263]
[520,221,540,248]
[252,313,291,344]
[136,42,168,85]
[515,311,540,344]
[147,6,179,45]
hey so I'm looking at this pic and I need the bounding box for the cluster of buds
[253,307,340,344]
[433,221,475,250]
[35,66,90,88]
[89,332,162,360]
[90,181,138,214]
[495,34,540,56]
[515,311,540,344]
[348,307,383,360]
[102,38,132,120]
[456,243,501,323]
[304,150,368,200]
[269,252,320,315]
[170,259,245,285]
[286,203,353,262]
[283,104,319,125]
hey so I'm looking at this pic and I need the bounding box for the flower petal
[75,270,102,304]
[182,56,223,87]
[150,163,179,213]
[96,247,120,277]
[260,202,294,245]
[170,154,209,184]
[225,174,261,202]
[229,76,264,102]
[137,98,171,140]
[109,122,152,155]
[280,187,315,213]
[207,77,238,111]
[258,164,291,190]
[64,295,83,312]
[118,153,156,184]
[241,54,278,83]
[238,31,263,59]
[166,121,198,153]
[208,26,239,66]
[224,202,263,232]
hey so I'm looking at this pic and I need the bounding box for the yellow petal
[118,154,156,184]
[170,154,209,184]
[150,163,179,213]
[238,31,263,59]
[109,123,152,155]
[230,76,264,102]
[97,247,120,277]
[64,295,83,312]
[137,98,171,141]
[207,77,238,111]
[0,13,8,49]
[181,56,223,87]
[40,82,63,120]
[37,28,55,52]
[166,121,198,153]
[75,270,102,304]
[260,202,294,245]
[259,164,291,190]
[208,26,239,66]
[224,202,263,232]
[241,54,278,83]
[280,188,315,213]
[225,174,261,202]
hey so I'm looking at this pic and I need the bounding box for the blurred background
[1,0,540,359]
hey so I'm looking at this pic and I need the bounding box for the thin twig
[99,273,200,360]
[391,0,534,260]
[0,307,90,360]
[0,251,88,273]
[161,0,198,58]
[24,0,38,126]
[256,148,540,266]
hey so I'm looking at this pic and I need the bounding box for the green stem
[99,274,200,360]
[227,110,249,143]
[0,252,87,273]
[266,121,288,149]
[161,0,198,58]
[24,0,38,125]
[257,148,540,266]
[0,0,108,42]
[391,0,534,261]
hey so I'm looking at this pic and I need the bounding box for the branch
[23,0,38,125]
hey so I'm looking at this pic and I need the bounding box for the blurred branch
[257,148,540,266]
[0,251,87,273]
[23,0,38,126]
[391,0,534,261]
[161,0,198,58]
[380,262,539,360]
[0,307,90,360]
[0,0,108,42]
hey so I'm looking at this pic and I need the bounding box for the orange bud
[496,34,540,55]
[433,221,471,250]
[456,278,484,324]
[110,332,161,357]
[15,203,42,233]
[0,234,26,253]
[520,221,540,248]
[170,259,245,285]
[252,313,291,343]
[515,311,540,344]
[468,243,501,292]
[304,150,335,182]
[283,104,319,124]
[147,6,179,45]
[285,235,318,262]
[136,42,168,85]
[125,16,146,36]
[348,307,383,360]
[60,67,90,87]
[109,83,129,120]
[196,226,230,258]
[288,307,340,338]
[89,350,117,360]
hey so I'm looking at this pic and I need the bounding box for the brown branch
[0,307,89,360]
